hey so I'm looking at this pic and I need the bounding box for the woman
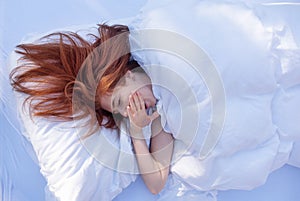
[10,24,175,196]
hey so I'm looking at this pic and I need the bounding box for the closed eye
[118,98,121,107]
[112,96,122,114]
[112,97,117,113]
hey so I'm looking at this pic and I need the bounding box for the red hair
[10,24,139,137]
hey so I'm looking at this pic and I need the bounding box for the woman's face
[100,71,157,117]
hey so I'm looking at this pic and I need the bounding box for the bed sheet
[1,0,300,201]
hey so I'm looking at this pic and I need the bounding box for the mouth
[144,101,148,109]
[144,100,151,110]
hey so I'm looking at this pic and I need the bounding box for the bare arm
[127,93,174,194]
[131,117,174,194]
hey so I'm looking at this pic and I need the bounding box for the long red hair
[10,24,139,137]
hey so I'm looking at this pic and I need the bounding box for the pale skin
[100,70,174,194]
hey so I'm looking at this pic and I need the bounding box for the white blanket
[129,0,300,191]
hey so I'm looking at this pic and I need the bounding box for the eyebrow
[118,98,123,108]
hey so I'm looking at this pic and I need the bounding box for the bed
[1,0,300,200]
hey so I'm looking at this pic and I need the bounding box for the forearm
[131,136,167,194]
[131,128,172,194]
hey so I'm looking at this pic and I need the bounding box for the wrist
[130,125,144,140]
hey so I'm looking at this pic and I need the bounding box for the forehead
[100,92,113,112]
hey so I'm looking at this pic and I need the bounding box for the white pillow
[9,21,138,201]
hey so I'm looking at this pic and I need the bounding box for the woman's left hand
[127,92,158,131]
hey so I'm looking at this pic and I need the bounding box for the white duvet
[129,0,300,192]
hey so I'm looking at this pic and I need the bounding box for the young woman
[10,24,174,195]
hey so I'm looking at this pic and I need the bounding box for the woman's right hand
[127,92,159,134]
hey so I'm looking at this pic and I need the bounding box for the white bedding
[1,0,300,201]
[129,0,300,194]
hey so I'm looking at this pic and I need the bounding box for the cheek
[136,87,146,96]
[138,87,153,99]
[123,99,129,111]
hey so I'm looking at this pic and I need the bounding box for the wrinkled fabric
[129,0,300,192]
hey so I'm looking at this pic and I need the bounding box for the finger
[129,94,137,111]
[137,92,145,110]
[127,106,134,118]
[133,93,141,110]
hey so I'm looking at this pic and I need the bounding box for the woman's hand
[127,92,158,132]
